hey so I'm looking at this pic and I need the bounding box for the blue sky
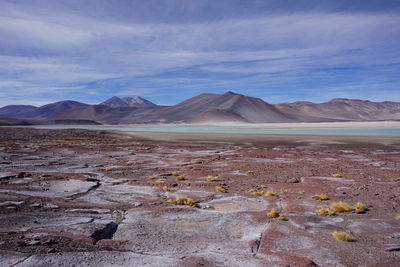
[0,0,399,107]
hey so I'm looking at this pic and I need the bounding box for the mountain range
[0,93,399,125]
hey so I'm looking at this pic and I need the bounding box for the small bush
[123,162,135,166]
[155,180,166,184]
[260,184,268,188]
[103,167,113,172]
[215,186,228,193]
[207,175,219,182]
[247,170,254,175]
[252,191,264,196]
[171,172,178,176]
[332,173,342,178]
[162,186,169,191]
[277,215,288,221]
[330,201,353,212]
[277,188,289,194]
[312,194,330,201]
[267,208,279,218]
[264,191,276,196]
[175,175,185,181]
[316,208,335,216]
[355,202,366,213]
[167,196,195,206]
[332,231,355,242]
[148,176,155,180]
[393,177,400,181]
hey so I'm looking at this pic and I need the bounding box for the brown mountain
[0,101,88,120]
[101,96,157,108]
[275,98,400,122]
[144,91,295,123]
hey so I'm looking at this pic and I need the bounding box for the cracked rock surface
[0,127,399,267]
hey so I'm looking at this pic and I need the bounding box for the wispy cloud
[0,0,399,106]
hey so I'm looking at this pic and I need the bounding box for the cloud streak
[0,0,399,106]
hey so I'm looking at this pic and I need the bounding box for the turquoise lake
[31,125,400,135]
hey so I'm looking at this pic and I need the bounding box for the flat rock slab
[113,207,265,255]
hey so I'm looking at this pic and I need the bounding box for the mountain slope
[101,96,157,108]
[275,99,400,121]
[0,101,88,120]
[146,91,295,123]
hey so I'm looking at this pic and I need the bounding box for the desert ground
[0,127,399,267]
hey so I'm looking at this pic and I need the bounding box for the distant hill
[101,96,157,108]
[145,91,295,123]
[1,92,399,124]
[0,100,88,120]
[275,98,400,122]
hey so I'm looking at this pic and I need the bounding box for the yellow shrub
[260,184,268,188]
[171,172,178,176]
[123,162,135,166]
[148,176,155,180]
[332,231,355,242]
[264,191,276,196]
[298,190,305,194]
[155,180,166,184]
[215,186,228,193]
[167,196,195,206]
[103,167,113,172]
[312,194,329,201]
[252,191,264,196]
[330,201,353,212]
[277,188,289,194]
[277,215,288,221]
[162,186,169,191]
[316,208,335,216]
[355,202,366,212]
[395,215,400,220]
[332,173,342,178]
[207,175,219,181]
[393,177,400,181]
[247,170,254,175]
[267,208,279,218]
[175,175,185,181]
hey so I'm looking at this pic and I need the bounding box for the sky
[0,0,399,107]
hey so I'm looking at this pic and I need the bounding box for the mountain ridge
[0,92,399,124]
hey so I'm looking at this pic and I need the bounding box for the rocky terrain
[0,128,399,266]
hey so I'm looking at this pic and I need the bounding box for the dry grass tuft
[155,179,166,184]
[277,188,289,194]
[260,184,268,188]
[264,191,276,196]
[277,215,288,221]
[395,215,400,220]
[206,175,219,182]
[175,175,185,181]
[148,176,155,180]
[298,190,305,194]
[252,191,264,196]
[330,201,353,212]
[215,186,228,193]
[332,231,355,242]
[247,170,254,175]
[171,172,178,176]
[267,208,279,218]
[393,177,400,181]
[316,208,335,216]
[103,167,113,172]
[312,194,330,201]
[355,202,366,212]
[162,186,169,191]
[167,196,195,206]
[331,173,342,178]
